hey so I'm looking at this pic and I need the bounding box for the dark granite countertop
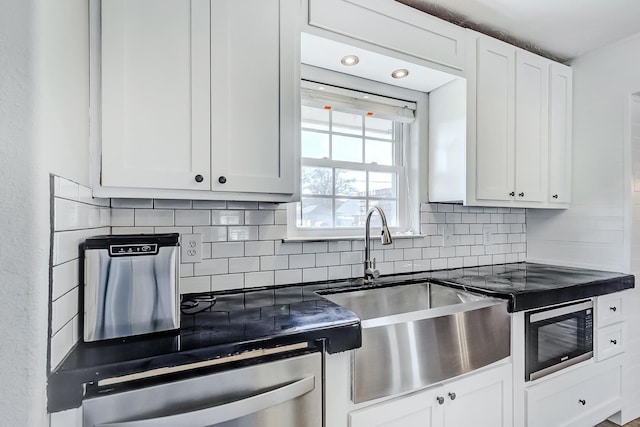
[48,262,633,412]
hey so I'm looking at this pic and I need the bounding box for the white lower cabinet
[526,359,622,427]
[349,363,512,427]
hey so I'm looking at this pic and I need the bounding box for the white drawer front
[526,362,621,427]
[597,323,626,361]
[597,293,624,327]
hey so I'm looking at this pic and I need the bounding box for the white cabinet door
[101,0,211,190]
[210,0,297,195]
[548,63,573,204]
[475,36,516,202]
[514,50,549,202]
[442,363,512,427]
[349,386,444,427]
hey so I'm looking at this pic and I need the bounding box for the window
[289,80,417,238]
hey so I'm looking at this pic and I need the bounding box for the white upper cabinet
[548,63,573,204]
[514,50,549,203]
[97,0,300,201]
[306,0,466,73]
[101,0,211,191]
[474,36,515,201]
[430,31,572,208]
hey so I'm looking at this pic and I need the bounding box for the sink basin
[322,282,510,403]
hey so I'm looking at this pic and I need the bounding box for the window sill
[282,233,427,243]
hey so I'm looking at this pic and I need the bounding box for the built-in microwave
[525,299,593,381]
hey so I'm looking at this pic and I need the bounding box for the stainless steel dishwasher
[82,345,322,427]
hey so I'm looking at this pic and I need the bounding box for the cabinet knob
[509,191,515,197]
[611,339,618,345]
[437,396,444,405]
[518,192,525,197]
[578,399,586,406]
[218,176,227,184]
[448,392,456,401]
[610,306,617,312]
[552,194,559,199]
[195,174,204,183]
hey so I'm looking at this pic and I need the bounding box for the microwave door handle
[96,375,315,427]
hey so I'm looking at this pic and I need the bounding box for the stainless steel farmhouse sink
[322,282,511,403]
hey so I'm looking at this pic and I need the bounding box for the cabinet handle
[195,174,204,183]
[509,191,515,197]
[437,396,444,405]
[518,192,525,197]
[610,306,617,312]
[578,399,586,406]
[448,392,456,401]
[611,339,617,345]
[218,176,227,184]
[552,194,559,199]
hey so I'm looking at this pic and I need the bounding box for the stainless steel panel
[83,352,322,427]
[84,246,179,341]
[529,299,592,322]
[529,351,593,381]
[351,298,510,403]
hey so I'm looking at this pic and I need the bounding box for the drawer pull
[437,396,444,405]
[448,392,456,401]
[610,306,617,312]
[611,339,617,345]
[578,399,586,406]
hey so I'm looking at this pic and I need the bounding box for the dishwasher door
[82,352,322,427]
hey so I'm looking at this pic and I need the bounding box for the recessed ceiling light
[363,95,369,99]
[317,86,325,90]
[391,68,409,79]
[340,55,360,66]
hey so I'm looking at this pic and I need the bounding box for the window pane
[365,117,394,140]
[369,199,398,227]
[369,172,397,198]
[302,106,329,131]
[302,166,333,195]
[300,198,333,227]
[336,198,366,227]
[336,169,366,197]
[333,111,362,135]
[302,131,329,159]
[332,135,363,163]
[365,139,394,165]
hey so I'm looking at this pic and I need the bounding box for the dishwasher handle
[96,375,315,427]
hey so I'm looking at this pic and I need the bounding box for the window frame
[288,67,426,240]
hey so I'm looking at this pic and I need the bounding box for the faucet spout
[364,207,393,282]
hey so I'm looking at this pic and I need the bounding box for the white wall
[527,33,640,272]
[0,0,91,425]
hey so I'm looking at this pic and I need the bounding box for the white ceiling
[399,0,640,61]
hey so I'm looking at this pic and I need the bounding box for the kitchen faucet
[363,206,393,282]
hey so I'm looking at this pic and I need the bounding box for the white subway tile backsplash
[194,258,228,276]
[175,210,210,226]
[431,258,448,270]
[328,241,351,252]
[303,267,328,283]
[260,255,288,271]
[328,265,351,280]
[194,226,227,243]
[56,176,79,200]
[447,257,463,269]
[52,260,80,301]
[383,249,404,262]
[229,257,260,273]
[437,204,454,212]
[394,261,413,274]
[303,242,328,253]
[211,210,244,225]
[180,263,194,277]
[274,210,288,225]
[403,248,422,260]
[51,288,79,335]
[341,251,362,265]
[445,213,462,223]
[135,209,174,226]
[50,316,77,370]
[192,200,226,209]
[245,271,274,288]
[111,226,154,235]
[275,269,302,285]
[316,252,340,267]
[245,241,274,256]
[228,226,259,241]
[245,210,275,225]
[112,198,153,209]
[413,259,431,271]
[111,208,134,227]
[463,256,479,267]
[211,242,244,258]
[258,225,286,240]
[154,226,193,235]
[211,274,243,291]
[275,241,302,255]
[181,276,211,293]
[227,201,259,210]
[289,254,315,269]
[394,239,413,249]
[154,199,192,209]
